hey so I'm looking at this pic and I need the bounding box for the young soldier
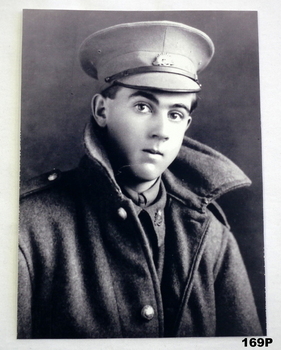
[18,21,262,338]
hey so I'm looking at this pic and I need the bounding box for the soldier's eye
[135,103,152,113]
[168,111,185,121]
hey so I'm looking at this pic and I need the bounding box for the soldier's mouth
[143,149,163,156]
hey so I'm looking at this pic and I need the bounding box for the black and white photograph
[0,0,281,348]
[17,9,266,340]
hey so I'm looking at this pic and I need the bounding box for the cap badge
[152,53,174,67]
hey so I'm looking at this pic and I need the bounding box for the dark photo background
[20,10,265,333]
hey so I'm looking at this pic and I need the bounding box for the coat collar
[83,118,251,210]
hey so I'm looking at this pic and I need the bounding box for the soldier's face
[96,87,194,185]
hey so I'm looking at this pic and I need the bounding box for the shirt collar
[120,177,161,209]
[125,179,167,227]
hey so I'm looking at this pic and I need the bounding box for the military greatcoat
[18,120,262,338]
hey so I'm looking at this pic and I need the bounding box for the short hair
[100,83,199,114]
[100,84,121,99]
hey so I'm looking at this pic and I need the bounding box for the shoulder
[19,169,79,221]
[19,169,81,243]
[20,168,78,199]
[20,169,63,198]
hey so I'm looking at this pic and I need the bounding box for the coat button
[141,305,155,321]
[48,172,58,181]
[117,207,127,220]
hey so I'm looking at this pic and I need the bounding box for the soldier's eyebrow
[128,91,159,105]
[128,90,191,113]
[171,103,191,114]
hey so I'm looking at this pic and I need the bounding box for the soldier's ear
[185,116,192,131]
[91,94,107,128]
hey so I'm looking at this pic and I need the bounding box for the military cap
[79,21,215,92]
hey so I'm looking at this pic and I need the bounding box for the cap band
[110,81,201,93]
[104,66,199,84]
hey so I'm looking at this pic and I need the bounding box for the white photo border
[0,1,280,350]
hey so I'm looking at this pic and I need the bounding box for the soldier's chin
[117,163,163,183]
[130,163,164,182]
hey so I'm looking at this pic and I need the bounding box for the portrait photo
[18,9,265,339]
